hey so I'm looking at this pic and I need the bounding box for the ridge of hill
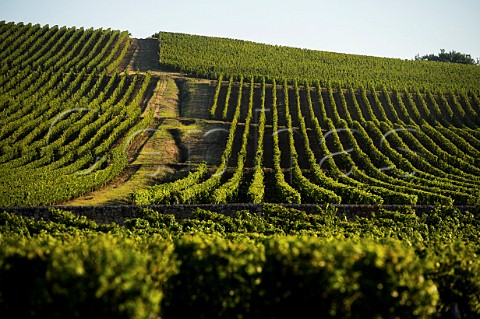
[157,31,480,93]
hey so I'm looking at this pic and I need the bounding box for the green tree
[415,49,478,65]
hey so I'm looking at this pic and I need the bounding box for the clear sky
[1,0,479,61]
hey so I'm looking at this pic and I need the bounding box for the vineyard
[1,21,480,318]
[132,32,480,206]
[0,23,479,207]
[157,32,480,92]
[0,21,156,206]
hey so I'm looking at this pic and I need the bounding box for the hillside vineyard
[0,22,155,205]
[132,33,480,205]
[1,22,480,206]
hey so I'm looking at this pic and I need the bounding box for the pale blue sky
[1,0,479,60]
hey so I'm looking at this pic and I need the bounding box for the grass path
[64,77,182,205]
[64,38,214,206]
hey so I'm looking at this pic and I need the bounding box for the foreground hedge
[0,234,176,319]
[0,206,479,318]
[162,236,438,318]
[0,233,473,318]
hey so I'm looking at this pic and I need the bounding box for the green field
[1,21,480,318]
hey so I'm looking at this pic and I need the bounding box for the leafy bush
[0,234,176,319]
[255,237,438,319]
[161,235,264,319]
